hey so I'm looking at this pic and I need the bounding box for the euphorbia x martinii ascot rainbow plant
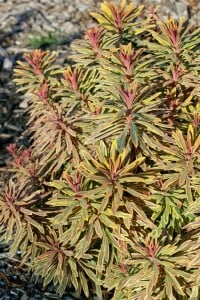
[0,1,200,299]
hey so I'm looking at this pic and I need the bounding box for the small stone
[65,22,79,36]
[10,290,19,296]
[4,122,22,132]
[3,57,13,71]
[0,260,5,267]
[0,46,7,57]
[63,11,71,21]
[76,1,89,12]
[21,294,29,300]
[0,133,12,140]
[176,2,188,17]
[67,5,76,14]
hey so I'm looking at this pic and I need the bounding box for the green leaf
[79,271,89,298]
[68,257,78,279]
[97,232,109,273]
[81,265,100,284]
[117,127,128,153]
[165,269,185,296]
[146,263,159,298]
[130,121,138,148]
[99,214,118,229]
[120,157,145,176]
[94,219,103,239]
[81,199,89,221]
[43,265,57,287]
[142,92,161,104]
[161,174,180,190]
[24,215,45,234]
[150,31,171,47]
[137,120,164,137]
[90,13,109,25]
[165,275,176,300]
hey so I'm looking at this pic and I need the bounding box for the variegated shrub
[0,1,200,299]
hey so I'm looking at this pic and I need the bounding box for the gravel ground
[0,245,87,300]
[0,0,102,175]
[0,0,200,299]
